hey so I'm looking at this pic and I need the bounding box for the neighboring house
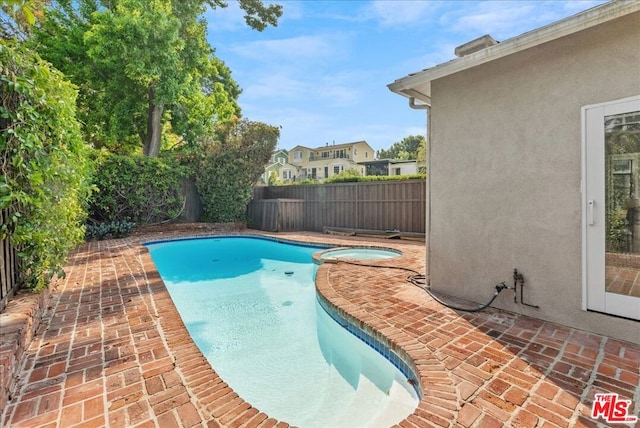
[388,1,640,343]
[259,149,295,184]
[288,141,375,180]
[360,159,418,176]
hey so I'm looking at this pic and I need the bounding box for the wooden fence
[246,199,305,232]
[248,179,426,234]
[0,209,20,313]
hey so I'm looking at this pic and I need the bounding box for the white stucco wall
[390,162,418,176]
[429,12,640,343]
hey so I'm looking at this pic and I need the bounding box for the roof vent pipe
[455,34,498,57]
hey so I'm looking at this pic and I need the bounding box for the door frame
[581,95,640,319]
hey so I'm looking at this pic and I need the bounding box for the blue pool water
[146,237,419,427]
[318,247,401,260]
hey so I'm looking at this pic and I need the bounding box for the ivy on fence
[0,41,93,291]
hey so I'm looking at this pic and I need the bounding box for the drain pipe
[409,97,431,286]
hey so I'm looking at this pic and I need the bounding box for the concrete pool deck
[1,226,639,427]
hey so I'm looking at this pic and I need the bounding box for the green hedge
[324,173,425,183]
[0,41,93,290]
[88,152,189,225]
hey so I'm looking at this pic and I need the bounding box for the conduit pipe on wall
[408,97,431,286]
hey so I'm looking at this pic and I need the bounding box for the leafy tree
[196,119,279,221]
[377,135,425,160]
[268,170,282,186]
[31,0,281,156]
[83,0,188,156]
[0,0,47,39]
[416,137,427,174]
[171,55,241,147]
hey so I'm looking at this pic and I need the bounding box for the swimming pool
[318,247,401,260]
[146,236,419,427]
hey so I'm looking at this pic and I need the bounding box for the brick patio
[1,226,639,427]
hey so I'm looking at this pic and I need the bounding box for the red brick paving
[606,266,640,297]
[1,226,639,427]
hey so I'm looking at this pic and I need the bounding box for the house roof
[290,141,372,152]
[264,162,281,171]
[359,159,417,166]
[289,145,312,152]
[314,140,370,151]
[387,1,640,105]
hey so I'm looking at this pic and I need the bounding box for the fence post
[0,208,21,313]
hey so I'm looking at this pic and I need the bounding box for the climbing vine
[0,41,93,290]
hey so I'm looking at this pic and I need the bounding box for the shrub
[0,41,93,290]
[88,151,189,224]
[85,221,136,241]
[196,119,279,222]
[324,173,426,184]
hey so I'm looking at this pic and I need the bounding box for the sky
[205,0,607,154]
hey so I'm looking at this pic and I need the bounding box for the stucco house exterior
[360,159,419,176]
[388,1,640,343]
[288,141,375,181]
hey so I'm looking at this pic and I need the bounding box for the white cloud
[316,70,371,107]
[241,74,309,100]
[239,69,363,109]
[395,42,458,75]
[365,0,444,27]
[443,2,536,38]
[231,34,339,61]
[440,1,608,41]
[279,1,305,21]
[560,0,608,14]
[205,2,247,33]
[317,83,360,107]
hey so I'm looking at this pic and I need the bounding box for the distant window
[613,159,632,174]
[354,148,358,155]
[278,158,285,164]
[365,152,369,158]
[282,170,292,179]
[394,167,401,176]
[294,151,302,160]
[322,151,330,158]
[333,165,343,174]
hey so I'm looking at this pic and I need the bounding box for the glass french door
[584,96,640,320]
